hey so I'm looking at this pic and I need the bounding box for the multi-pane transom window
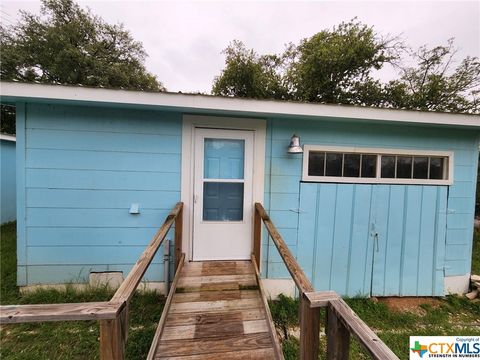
[303,145,452,185]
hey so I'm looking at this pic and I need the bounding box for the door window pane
[308,152,325,176]
[325,153,343,176]
[413,157,428,179]
[361,155,377,178]
[429,157,445,180]
[381,156,395,178]
[344,154,360,177]
[204,139,245,179]
[203,182,244,221]
[397,156,412,179]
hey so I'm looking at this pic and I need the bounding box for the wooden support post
[326,304,350,360]
[253,205,261,269]
[100,307,127,360]
[299,292,320,360]
[175,206,183,271]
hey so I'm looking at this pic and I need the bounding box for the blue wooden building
[1,82,479,297]
[1,134,16,224]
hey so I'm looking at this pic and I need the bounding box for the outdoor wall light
[287,134,303,154]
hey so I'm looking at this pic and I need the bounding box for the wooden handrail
[254,202,399,360]
[328,298,398,360]
[146,253,185,360]
[0,202,184,360]
[254,203,314,293]
[0,301,123,324]
[112,202,183,304]
[251,255,284,360]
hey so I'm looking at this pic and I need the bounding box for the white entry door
[193,128,254,260]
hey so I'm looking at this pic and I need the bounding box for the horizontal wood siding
[265,117,479,292]
[1,140,16,223]
[22,103,182,285]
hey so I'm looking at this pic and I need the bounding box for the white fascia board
[0,134,16,142]
[1,82,479,127]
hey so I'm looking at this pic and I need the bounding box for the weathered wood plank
[305,291,339,308]
[147,253,185,360]
[161,320,268,341]
[165,309,266,327]
[194,267,254,276]
[155,347,276,359]
[183,261,251,269]
[173,290,258,303]
[155,333,273,357]
[329,298,399,360]
[169,298,262,314]
[299,292,320,360]
[326,305,349,360]
[255,203,314,293]
[175,206,183,271]
[0,301,121,324]
[251,255,284,360]
[178,274,257,287]
[100,306,127,360]
[112,202,183,304]
[253,207,262,269]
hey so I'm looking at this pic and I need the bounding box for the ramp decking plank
[155,347,276,360]
[151,261,280,360]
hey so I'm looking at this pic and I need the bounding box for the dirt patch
[378,297,443,313]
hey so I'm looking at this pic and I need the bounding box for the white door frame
[181,115,266,262]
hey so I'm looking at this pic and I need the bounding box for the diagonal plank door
[151,261,282,359]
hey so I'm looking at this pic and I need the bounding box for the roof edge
[0,81,479,128]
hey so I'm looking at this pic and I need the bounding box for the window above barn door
[302,145,453,185]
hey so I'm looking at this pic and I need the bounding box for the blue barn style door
[297,183,447,297]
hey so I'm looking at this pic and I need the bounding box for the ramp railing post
[175,205,183,271]
[299,292,320,360]
[100,306,127,360]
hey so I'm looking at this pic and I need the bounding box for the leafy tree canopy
[386,39,480,113]
[0,0,163,91]
[212,40,288,100]
[213,20,480,114]
[1,0,165,134]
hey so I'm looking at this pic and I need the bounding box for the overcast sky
[1,0,479,93]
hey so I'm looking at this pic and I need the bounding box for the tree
[285,20,398,105]
[213,21,479,114]
[212,40,288,100]
[0,0,164,134]
[213,20,400,105]
[385,39,480,113]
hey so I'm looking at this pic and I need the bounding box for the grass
[268,229,480,360]
[270,295,480,360]
[1,223,479,359]
[0,222,165,359]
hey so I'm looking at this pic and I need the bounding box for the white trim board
[1,82,479,128]
[180,115,266,263]
[0,134,16,142]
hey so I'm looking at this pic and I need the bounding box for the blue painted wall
[297,184,447,296]
[1,139,16,223]
[16,102,479,296]
[262,117,479,296]
[17,103,181,285]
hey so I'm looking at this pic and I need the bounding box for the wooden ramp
[148,260,283,359]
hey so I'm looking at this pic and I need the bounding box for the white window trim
[302,145,454,185]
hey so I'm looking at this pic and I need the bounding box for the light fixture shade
[287,134,303,154]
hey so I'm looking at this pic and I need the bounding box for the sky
[1,0,479,93]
